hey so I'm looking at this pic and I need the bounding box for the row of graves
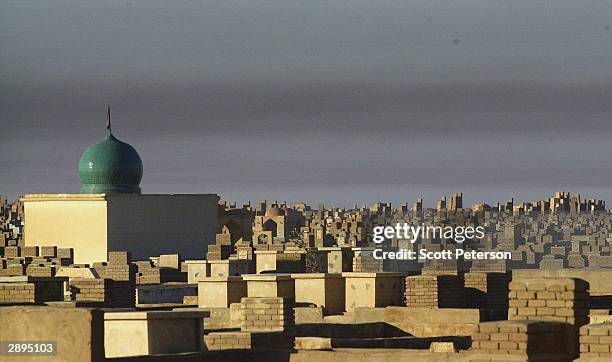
[0,245,72,304]
[292,193,612,272]
[0,245,139,307]
[191,238,612,360]
[4,239,612,359]
[195,267,612,361]
[0,197,23,248]
[0,244,196,307]
[5,260,612,360]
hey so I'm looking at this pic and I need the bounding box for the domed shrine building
[20,111,219,264]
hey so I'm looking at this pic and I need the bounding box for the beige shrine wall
[22,193,219,265]
[22,194,108,265]
[106,193,219,260]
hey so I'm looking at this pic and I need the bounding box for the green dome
[79,134,143,194]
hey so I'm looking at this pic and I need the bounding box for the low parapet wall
[512,269,612,296]
[136,283,197,305]
[384,306,486,337]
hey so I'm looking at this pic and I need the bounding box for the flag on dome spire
[106,105,112,134]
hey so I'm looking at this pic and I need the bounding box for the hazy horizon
[2,1,612,206]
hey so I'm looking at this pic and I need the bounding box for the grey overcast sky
[1,1,612,207]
